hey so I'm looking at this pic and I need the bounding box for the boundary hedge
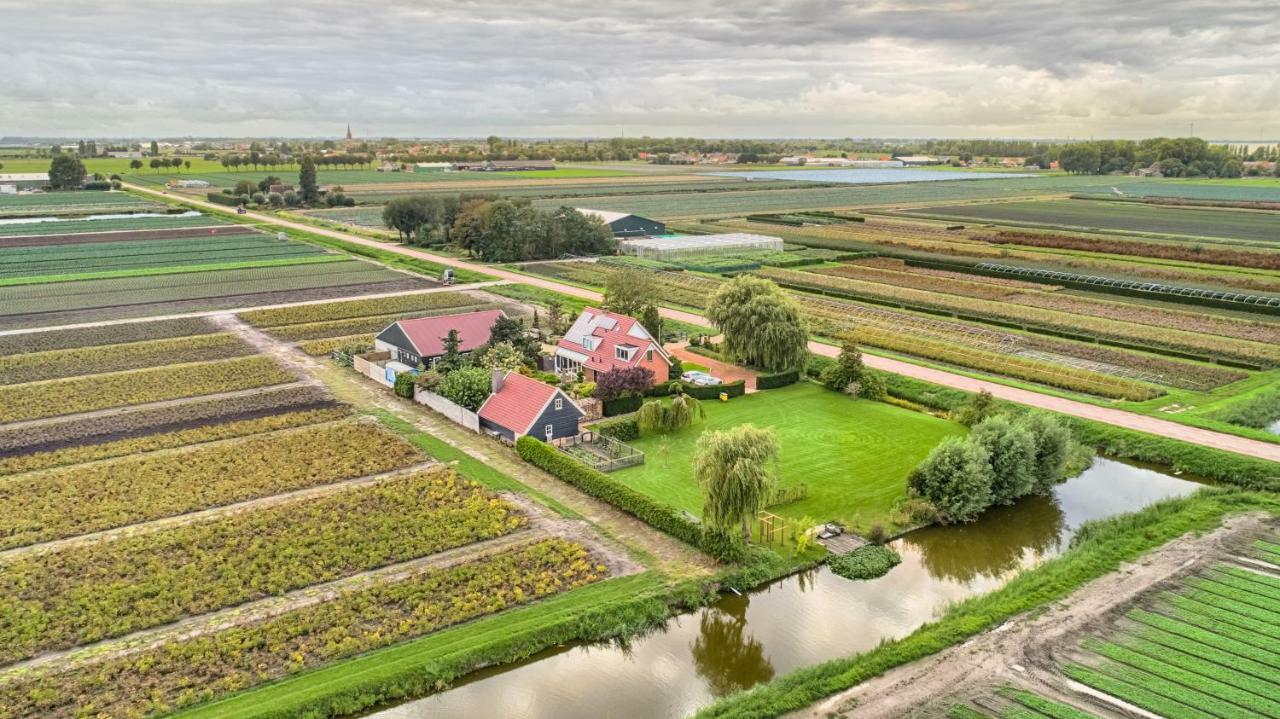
[516,436,743,561]
[755,370,799,390]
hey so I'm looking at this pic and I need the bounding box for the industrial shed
[618,232,783,260]
[573,208,666,238]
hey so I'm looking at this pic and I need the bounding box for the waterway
[0,210,202,225]
[701,169,1033,184]
[369,457,1209,719]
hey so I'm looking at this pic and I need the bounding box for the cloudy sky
[3,0,1278,139]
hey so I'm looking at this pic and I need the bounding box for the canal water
[369,458,1209,719]
[0,210,201,225]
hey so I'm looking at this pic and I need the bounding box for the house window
[544,424,554,440]
[615,346,635,361]
[646,349,654,361]
[554,398,563,410]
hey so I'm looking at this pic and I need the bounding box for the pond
[367,457,1209,719]
[701,169,1033,185]
[0,210,201,225]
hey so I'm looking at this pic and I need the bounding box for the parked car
[681,370,722,386]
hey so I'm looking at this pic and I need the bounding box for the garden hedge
[603,394,643,417]
[755,370,799,390]
[516,436,744,562]
[594,416,639,441]
[683,379,746,400]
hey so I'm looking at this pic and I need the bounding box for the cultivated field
[0,190,163,217]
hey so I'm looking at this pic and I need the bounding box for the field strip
[0,460,440,562]
[0,281,505,337]
[0,528,548,681]
[124,182,1280,463]
[0,380,311,432]
[0,223,231,241]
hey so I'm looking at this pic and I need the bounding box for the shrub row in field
[267,302,497,341]
[238,290,480,327]
[0,384,335,455]
[0,355,295,424]
[0,316,219,355]
[0,407,348,476]
[516,436,744,561]
[0,332,252,385]
[756,267,1280,366]
[813,263,1018,301]
[1009,291,1280,345]
[5,538,606,719]
[297,334,373,356]
[988,229,1280,270]
[0,419,425,549]
[0,468,524,663]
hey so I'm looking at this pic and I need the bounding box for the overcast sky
[3,1,1278,140]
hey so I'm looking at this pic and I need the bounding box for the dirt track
[797,513,1277,719]
[125,182,1280,464]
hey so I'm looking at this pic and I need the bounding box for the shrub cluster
[755,369,799,390]
[828,544,902,581]
[516,436,744,561]
[603,394,644,416]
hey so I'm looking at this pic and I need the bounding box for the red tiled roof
[478,371,574,434]
[397,309,505,358]
[556,307,667,373]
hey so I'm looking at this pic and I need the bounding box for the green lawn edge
[690,489,1280,719]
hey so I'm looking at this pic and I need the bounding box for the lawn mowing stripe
[1202,569,1280,602]
[1165,594,1280,641]
[1141,605,1280,656]
[1188,576,1280,610]
[1062,664,1216,719]
[1130,625,1280,680]
[1178,588,1280,629]
[168,573,663,719]
[1081,659,1257,719]
[999,688,1102,719]
[1101,637,1280,715]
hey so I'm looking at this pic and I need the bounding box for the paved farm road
[125,183,1280,464]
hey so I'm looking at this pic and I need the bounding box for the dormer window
[615,346,636,361]
[582,337,598,351]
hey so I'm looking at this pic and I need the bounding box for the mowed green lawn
[613,382,963,531]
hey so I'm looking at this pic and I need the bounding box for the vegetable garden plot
[0,418,424,548]
[0,213,229,237]
[0,191,161,217]
[0,469,524,663]
[2,538,606,719]
[0,235,329,280]
[0,260,409,317]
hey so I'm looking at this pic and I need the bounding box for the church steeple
[346,123,353,140]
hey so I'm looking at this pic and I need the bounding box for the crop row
[0,260,406,317]
[726,218,1280,295]
[0,191,159,214]
[0,383,335,454]
[851,256,1054,289]
[0,316,219,355]
[986,230,1280,270]
[1018,334,1246,391]
[0,224,260,249]
[266,301,496,341]
[0,332,252,385]
[0,213,226,238]
[0,418,425,549]
[0,406,349,476]
[0,234,315,267]
[239,289,481,327]
[1008,291,1280,345]
[813,263,1024,301]
[4,538,606,719]
[1128,609,1280,669]
[0,355,295,424]
[0,468,524,664]
[298,333,374,356]
[756,267,1280,365]
[1062,663,1218,719]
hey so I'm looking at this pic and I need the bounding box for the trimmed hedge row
[684,379,747,400]
[594,416,639,441]
[207,192,248,207]
[755,370,799,390]
[516,436,744,562]
[603,395,643,417]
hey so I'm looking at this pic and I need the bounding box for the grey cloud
[0,0,1277,138]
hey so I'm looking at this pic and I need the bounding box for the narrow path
[124,182,1280,463]
[0,529,548,682]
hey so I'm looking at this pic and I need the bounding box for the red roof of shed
[396,309,505,357]
[478,371,578,434]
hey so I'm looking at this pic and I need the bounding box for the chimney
[491,368,506,394]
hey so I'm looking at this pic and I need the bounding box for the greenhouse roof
[618,232,782,252]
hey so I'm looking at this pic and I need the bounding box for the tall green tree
[1017,413,1077,494]
[706,276,807,371]
[436,329,465,373]
[969,417,1036,504]
[298,155,319,204]
[149,140,159,156]
[695,424,779,540]
[907,437,994,524]
[48,154,87,190]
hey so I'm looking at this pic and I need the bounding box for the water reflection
[689,598,775,696]
[367,458,1209,719]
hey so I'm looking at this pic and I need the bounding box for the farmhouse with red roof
[553,307,670,383]
[374,308,505,368]
[478,369,584,442]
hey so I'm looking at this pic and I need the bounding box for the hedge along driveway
[613,382,964,532]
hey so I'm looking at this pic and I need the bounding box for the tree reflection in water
[690,596,775,696]
[900,492,1066,584]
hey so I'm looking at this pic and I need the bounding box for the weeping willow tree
[695,424,780,540]
[705,276,808,372]
[637,391,705,434]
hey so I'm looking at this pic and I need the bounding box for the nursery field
[0,311,614,719]
[0,191,162,217]
[614,382,964,532]
[0,211,226,237]
[124,166,639,191]
[890,198,1280,244]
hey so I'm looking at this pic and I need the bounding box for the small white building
[0,173,49,190]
